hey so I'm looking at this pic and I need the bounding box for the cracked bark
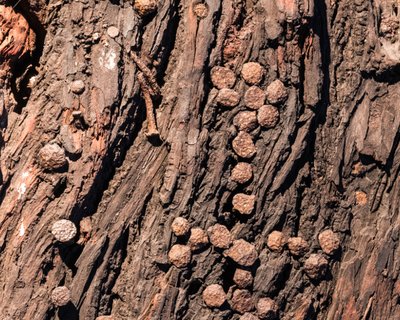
[1,0,400,319]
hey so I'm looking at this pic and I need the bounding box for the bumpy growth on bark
[1,0,400,319]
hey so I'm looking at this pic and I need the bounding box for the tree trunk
[1,0,400,319]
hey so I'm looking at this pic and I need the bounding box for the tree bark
[1,0,400,319]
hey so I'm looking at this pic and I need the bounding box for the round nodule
[232,132,257,159]
[225,239,258,267]
[208,224,233,249]
[168,244,191,268]
[51,286,71,307]
[38,143,67,171]
[51,219,77,243]
[202,284,226,308]
[231,289,255,314]
[210,66,236,89]
[193,2,209,19]
[241,62,265,85]
[171,217,190,237]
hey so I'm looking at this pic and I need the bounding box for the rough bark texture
[1,0,400,319]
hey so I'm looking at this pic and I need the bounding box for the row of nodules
[211,62,288,219]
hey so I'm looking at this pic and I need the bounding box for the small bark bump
[233,111,258,132]
[231,162,253,184]
[244,86,266,110]
[171,217,190,237]
[241,62,265,85]
[51,219,77,243]
[188,227,209,251]
[225,239,258,267]
[168,244,191,268]
[265,80,288,105]
[232,131,257,159]
[51,286,71,307]
[208,224,233,249]
[202,284,226,308]
[211,66,236,89]
[232,193,256,215]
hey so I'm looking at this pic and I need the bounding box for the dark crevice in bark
[58,243,82,276]
[100,228,129,315]
[361,65,400,84]
[70,93,144,223]
[58,303,79,320]
[152,1,180,88]
[313,0,331,126]
[77,237,110,307]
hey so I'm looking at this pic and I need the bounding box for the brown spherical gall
[188,227,209,251]
[210,66,236,89]
[225,239,258,267]
[216,88,241,108]
[168,244,191,268]
[233,111,258,132]
[257,105,279,128]
[318,230,340,255]
[171,217,190,237]
[134,0,157,16]
[231,289,255,314]
[233,269,253,288]
[38,143,67,170]
[202,284,226,308]
[240,313,259,320]
[241,62,264,85]
[304,254,329,279]
[51,286,71,307]
[244,86,266,110]
[287,237,309,256]
[267,231,287,252]
[232,132,257,159]
[231,162,253,184]
[51,219,77,243]
[265,80,288,105]
[256,297,278,319]
[193,2,209,18]
[208,224,233,249]
[70,80,85,94]
[232,193,256,215]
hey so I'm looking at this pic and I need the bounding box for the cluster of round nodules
[267,229,340,280]
[169,217,244,268]
[168,217,212,268]
[169,217,275,317]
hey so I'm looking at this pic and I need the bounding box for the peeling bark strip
[1,0,400,319]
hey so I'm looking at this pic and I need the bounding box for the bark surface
[1,0,400,319]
